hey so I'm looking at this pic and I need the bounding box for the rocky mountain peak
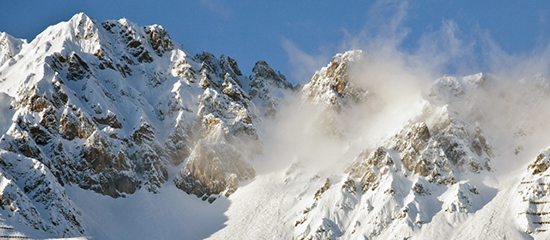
[0,13,296,237]
[301,49,367,110]
[220,54,243,77]
[249,60,294,117]
[0,32,27,67]
[250,60,292,90]
[528,148,550,175]
[428,72,487,103]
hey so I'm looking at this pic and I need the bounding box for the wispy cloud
[269,0,550,175]
[281,38,330,84]
[200,0,232,18]
[477,27,550,79]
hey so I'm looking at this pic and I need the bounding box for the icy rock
[174,140,255,202]
[302,50,367,110]
[249,60,294,117]
[0,32,27,67]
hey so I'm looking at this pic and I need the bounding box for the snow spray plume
[0,93,14,135]
[255,0,550,177]
[253,0,460,174]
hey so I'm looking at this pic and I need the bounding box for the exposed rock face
[529,150,550,175]
[169,51,293,201]
[175,141,254,202]
[301,50,367,110]
[249,60,294,117]
[0,150,84,236]
[79,131,139,197]
[173,53,271,200]
[516,148,550,235]
[0,32,27,67]
[297,50,371,139]
[59,106,96,140]
[347,116,492,195]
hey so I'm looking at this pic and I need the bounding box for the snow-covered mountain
[0,13,293,238]
[2,13,550,240]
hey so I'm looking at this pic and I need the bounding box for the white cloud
[281,38,330,84]
[269,0,550,176]
[200,0,232,18]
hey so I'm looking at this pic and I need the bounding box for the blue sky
[1,0,549,84]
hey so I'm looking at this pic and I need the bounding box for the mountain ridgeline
[2,13,550,240]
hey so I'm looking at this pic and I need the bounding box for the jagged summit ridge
[0,32,27,67]
[249,60,294,117]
